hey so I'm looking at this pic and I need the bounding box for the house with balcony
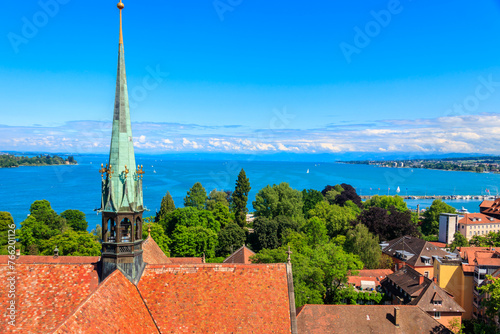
[471,250,500,319]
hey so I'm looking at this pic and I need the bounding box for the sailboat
[306,169,309,174]
[396,186,400,194]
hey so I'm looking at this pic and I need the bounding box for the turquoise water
[1,154,499,230]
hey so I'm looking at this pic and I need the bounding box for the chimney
[419,276,424,285]
[433,277,437,283]
[15,249,20,258]
[394,307,400,327]
[54,246,59,258]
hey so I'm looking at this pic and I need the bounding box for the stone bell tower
[98,1,145,284]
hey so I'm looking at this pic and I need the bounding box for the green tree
[211,202,233,229]
[449,231,469,250]
[60,209,88,232]
[39,230,101,256]
[308,201,359,237]
[155,191,176,222]
[364,195,409,213]
[216,223,246,257]
[249,217,279,251]
[421,199,456,236]
[184,182,207,210]
[302,189,324,217]
[170,225,218,258]
[142,222,171,256]
[206,189,230,211]
[480,275,500,323]
[29,200,67,232]
[90,224,102,242]
[233,169,251,228]
[344,224,381,269]
[0,212,15,255]
[253,182,304,221]
[302,217,328,246]
[162,207,220,235]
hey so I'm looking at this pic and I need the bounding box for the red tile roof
[223,245,256,264]
[456,247,495,264]
[138,264,292,333]
[296,305,452,333]
[458,213,500,225]
[142,236,171,264]
[480,200,495,208]
[167,257,204,264]
[429,241,447,248]
[53,270,159,334]
[0,262,99,333]
[347,269,393,288]
[0,255,100,264]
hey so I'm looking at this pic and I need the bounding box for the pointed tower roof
[101,1,143,213]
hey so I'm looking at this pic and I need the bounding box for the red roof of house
[296,305,452,333]
[53,270,159,334]
[456,247,496,264]
[347,269,393,288]
[458,213,500,225]
[429,241,447,248]
[142,236,171,264]
[0,261,99,333]
[138,264,292,333]
[480,200,495,208]
[223,245,256,264]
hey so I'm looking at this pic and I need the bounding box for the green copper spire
[101,1,143,213]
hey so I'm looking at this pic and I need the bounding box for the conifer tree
[156,191,176,222]
[233,169,251,228]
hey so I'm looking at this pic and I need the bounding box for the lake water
[1,154,499,231]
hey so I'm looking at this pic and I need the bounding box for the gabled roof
[53,270,159,333]
[142,236,171,264]
[456,247,496,264]
[382,236,449,267]
[138,264,292,333]
[382,267,464,314]
[223,245,256,264]
[480,198,500,215]
[296,305,452,334]
[0,259,99,333]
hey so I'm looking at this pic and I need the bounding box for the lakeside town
[344,157,500,174]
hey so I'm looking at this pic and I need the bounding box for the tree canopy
[60,209,88,232]
[253,182,304,221]
[233,169,251,228]
[344,224,381,269]
[216,223,246,257]
[421,199,456,236]
[206,189,230,211]
[39,230,101,256]
[184,182,208,210]
[155,191,176,222]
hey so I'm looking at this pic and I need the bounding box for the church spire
[99,1,145,285]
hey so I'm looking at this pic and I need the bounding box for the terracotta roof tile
[53,270,159,334]
[142,236,171,264]
[138,263,292,333]
[458,213,500,225]
[0,255,100,264]
[223,245,256,264]
[0,262,99,333]
[167,257,204,264]
[296,305,452,333]
[347,269,393,288]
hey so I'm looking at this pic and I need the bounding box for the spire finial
[286,246,292,264]
[148,225,151,237]
[117,1,124,45]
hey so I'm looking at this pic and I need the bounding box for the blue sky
[2,0,500,155]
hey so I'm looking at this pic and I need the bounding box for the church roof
[223,244,256,264]
[138,263,292,333]
[142,236,171,264]
[1,258,294,333]
[53,270,159,334]
[0,257,99,333]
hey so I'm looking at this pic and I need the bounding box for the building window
[434,312,441,319]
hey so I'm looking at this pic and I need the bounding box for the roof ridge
[50,269,121,333]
